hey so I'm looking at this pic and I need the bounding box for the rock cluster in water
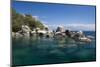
[12,25,92,43]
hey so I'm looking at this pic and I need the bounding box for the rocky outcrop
[12,25,31,37]
[12,25,92,43]
[71,31,92,42]
[56,26,65,32]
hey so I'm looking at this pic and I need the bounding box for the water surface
[12,31,96,66]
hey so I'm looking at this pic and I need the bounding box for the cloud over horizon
[47,23,95,31]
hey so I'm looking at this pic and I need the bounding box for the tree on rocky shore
[12,9,24,32]
[24,14,44,30]
[12,8,45,32]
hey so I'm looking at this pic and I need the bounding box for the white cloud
[65,23,95,31]
[32,16,39,20]
[30,16,95,31]
[48,23,95,31]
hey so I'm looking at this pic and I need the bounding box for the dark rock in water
[65,30,71,37]
[46,35,50,38]
[39,33,44,37]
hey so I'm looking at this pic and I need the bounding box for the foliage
[12,8,45,32]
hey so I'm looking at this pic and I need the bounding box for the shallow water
[12,31,96,66]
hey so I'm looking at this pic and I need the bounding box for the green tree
[12,9,24,32]
[24,14,44,30]
[12,8,45,32]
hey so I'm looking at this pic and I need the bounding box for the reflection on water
[12,32,96,66]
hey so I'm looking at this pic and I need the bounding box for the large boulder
[56,26,65,32]
[79,37,92,42]
[72,31,92,43]
[22,25,31,33]
[21,25,31,37]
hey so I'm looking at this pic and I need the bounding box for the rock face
[72,31,92,42]
[12,25,31,38]
[56,26,65,32]
[22,25,31,32]
[12,25,92,43]
[12,32,15,37]
[15,32,23,38]
[65,30,71,37]
[55,26,66,37]
[21,25,31,37]
[79,37,92,42]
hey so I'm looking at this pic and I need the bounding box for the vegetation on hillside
[12,8,45,32]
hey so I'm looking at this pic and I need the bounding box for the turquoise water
[12,31,96,66]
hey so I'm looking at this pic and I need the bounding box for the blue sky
[12,1,96,31]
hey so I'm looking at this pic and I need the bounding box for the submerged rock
[79,37,92,43]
